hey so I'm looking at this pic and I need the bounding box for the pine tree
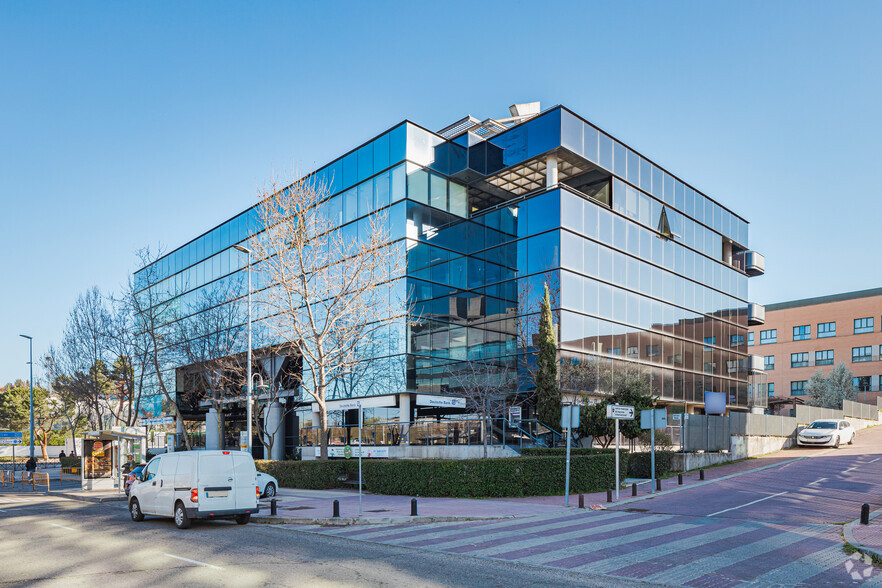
[536,283,561,428]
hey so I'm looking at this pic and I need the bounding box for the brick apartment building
[748,288,882,414]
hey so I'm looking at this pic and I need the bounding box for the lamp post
[19,334,34,459]
[233,244,253,453]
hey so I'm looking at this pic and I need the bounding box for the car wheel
[263,482,276,498]
[174,501,191,529]
[130,498,144,522]
[834,436,840,449]
[849,433,855,445]
[235,513,251,525]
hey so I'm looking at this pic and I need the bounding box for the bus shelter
[81,429,146,492]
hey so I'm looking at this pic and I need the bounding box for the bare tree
[249,174,406,460]
[449,357,516,458]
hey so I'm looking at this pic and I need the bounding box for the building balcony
[748,355,764,373]
[748,302,765,326]
[745,251,765,276]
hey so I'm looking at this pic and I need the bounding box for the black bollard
[656,478,662,492]
[678,473,683,485]
[632,483,637,496]
[411,498,418,516]
[270,498,277,516]
[578,494,585,509]
[861,503,870,525]
[333,499,340,518]
[699,469,705,481]
[607,488,612,503]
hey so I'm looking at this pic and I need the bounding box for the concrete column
[264,401,285,461]
[546,154,559,187]
[312,409,321,448]
[205,408,220,450]
[399,393,411,446]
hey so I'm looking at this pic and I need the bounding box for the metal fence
[795,405,843,424]
[844,399,880,420]
[683,415,730,452]
[730,412,797,437]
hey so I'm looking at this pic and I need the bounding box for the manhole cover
[625,508,649,512]
[284,506,316,511]
[366,509,390,513]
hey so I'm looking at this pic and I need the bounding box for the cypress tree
[536,283,561,428]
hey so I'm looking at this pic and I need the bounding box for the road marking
[870,458,880,463]
[845,467,858,472]
[807,478,827,486]
[162,553,223,570]
[0,508,6,512]
[706,492,788,517]
[48,523,75,531]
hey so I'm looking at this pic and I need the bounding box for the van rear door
[232,453,258,510]
[197,453,237,513]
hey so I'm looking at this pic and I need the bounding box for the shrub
[627,451,674,478]
[59,456,80,468]
[521,447,616,457]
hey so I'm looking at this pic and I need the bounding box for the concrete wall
[729,435,793,459]
[0,445,66,458]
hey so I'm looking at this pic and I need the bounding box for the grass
[844,542,882,567]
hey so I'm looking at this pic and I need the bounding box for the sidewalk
[844,507,882,560]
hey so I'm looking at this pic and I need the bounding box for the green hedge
[59,456,80,467]
[520,447,617,457]
[627,451,674,478]
[256,454,629,498]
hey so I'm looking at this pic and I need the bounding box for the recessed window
[855,317,874,334]
[817,322,836,338]
[764,355,775,370]
[854,376,871,392]
[730,334,744,347]
[853,346,873,363]
[815,350,834,366]
[793,325,811,341]
[760,329,777,344]
[768,382,775,397]
[791,380,807,396]
[791,352,809,368]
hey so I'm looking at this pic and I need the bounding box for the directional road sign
[606,404,635,420]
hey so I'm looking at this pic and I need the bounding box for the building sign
[704,391,727,415]
[318,446,389,458]
[415,394,466,409]
[313,395,397,413]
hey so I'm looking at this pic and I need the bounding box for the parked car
[797,419,856,448]
[257,472,278,498]
[129,450,259,529]
[124,464,146,496]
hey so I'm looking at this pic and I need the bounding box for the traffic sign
[606,404,635,420]
[640,409,667,430]
[0,432,23,445]
[561,405,580,429]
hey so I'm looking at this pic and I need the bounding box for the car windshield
[807,422,836,429]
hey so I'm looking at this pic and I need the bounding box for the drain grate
[366,509,391,513]
[284,506,316,511]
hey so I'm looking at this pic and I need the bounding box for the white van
[129,450,259,529]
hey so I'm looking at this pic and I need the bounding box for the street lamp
[19,334,34,459]
[233,244,253,453]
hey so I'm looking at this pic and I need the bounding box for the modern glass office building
[134,102,766,456]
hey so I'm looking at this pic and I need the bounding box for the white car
[257,472,278,498]
[797,419,856,448]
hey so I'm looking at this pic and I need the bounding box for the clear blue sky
[1,1,880,385]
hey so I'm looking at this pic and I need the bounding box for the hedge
[627,451,674,478]
[256,453,629,498]
[59,456,80,468]
[520,447,617,457]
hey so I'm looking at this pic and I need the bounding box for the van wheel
[130,498,144,522]
[263,483,276,498]
[174,502,191,529]
[235,514,251,525]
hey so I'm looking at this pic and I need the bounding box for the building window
[853,346,873,363]
[764,355,775,370]
[608,348,621,356]
[646,345,659,357]
[855,317,874,334]
[791,381,807,396]
[704,336,716,350]
[730,334,744,347]
[854,376,871,392]
[760,329,777,345]
[817,322,836,338]
[791,353,809,368]
[626,346,638,359]
[793,325,811,341]
[748,332,754,346]
[815,349,834,366]
[768,382,775,397]
[704,362,717,374]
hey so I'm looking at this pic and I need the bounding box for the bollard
[607,488,612,503]
[656,478,661,492]
[678,473,683,485]
[699,469,705,481]
[632,483,637,497]
[270,499,277,516]
[861,503,870,525]
[578,494,585,509]
[411,498,418,516]
[332,499,340,518]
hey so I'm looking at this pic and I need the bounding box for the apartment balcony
[748,355,764,373]
[745,251,765,277]
[748,302,765,326]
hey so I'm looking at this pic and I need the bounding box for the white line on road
[706,492,788,518]
[870,458,880,463]
[845,467,858,472]
[162,553,223,570]
[48,523,75,531]
[807,478,827,486]
[0,509,6,512]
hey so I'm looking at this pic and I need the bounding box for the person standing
[25,456,36,481]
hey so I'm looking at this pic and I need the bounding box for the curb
[843,506,882,560]
[253,514,515,526]
[51,491,128,503]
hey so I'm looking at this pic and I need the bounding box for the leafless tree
[249,174,406,460]
[449,357,517,458]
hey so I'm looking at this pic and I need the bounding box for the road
[0,491,638,587]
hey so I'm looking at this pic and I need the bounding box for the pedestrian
[25,456,37,481]
[59,450,66,459]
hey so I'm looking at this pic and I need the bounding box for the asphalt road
[608,424,882,524]
[0,492,646,587]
